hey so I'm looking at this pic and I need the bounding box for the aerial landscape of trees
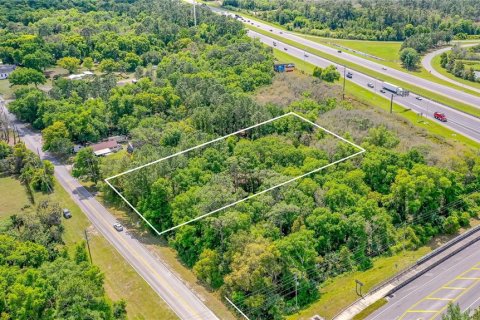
[1,0,480,319]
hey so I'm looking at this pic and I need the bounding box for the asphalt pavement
[366,239,480,320]
[0,99,220,320]
[232,11,480,110]
[248,30,480,142]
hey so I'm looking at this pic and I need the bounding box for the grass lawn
[352,298,388,320]
[431,54,480,91]
[0,176,32,219]
[274,49,480,149]
[0,176,178,320]
[253,26,480,117]
[286,247,430,320]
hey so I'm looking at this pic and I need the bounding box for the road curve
[0,99,220,320]
[422,44,480,95]
[204,4,480,110]
[247,30,480,143]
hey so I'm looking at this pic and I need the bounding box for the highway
[226,9,480,109]
[366,239,480,320]
[248,30,480,142]
[0,99,220,320]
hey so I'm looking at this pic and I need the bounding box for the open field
[253,26,480,118]
[0,176,178,320]
[431,54,480,91]
[273,49,480,149]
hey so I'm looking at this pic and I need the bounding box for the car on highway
[346,72,353,78]
[380,89,386,93]
[338,50,342,53]
[284,47,288,51]
[434,112,447,122]
[63,208,72,219]
[273,41,277,46]
[269,29,273,31]
[304,53,309,57]
[367,83,374,88]
[279,31,283,34]
[382,67,387,70]
[416,96,423,101]
[113,223,124,232]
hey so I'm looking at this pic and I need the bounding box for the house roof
[89,139,118,152]
[0,65,15,73]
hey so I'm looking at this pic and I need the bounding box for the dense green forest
[440,44,480,83]
[2,0,480,319]
[222,0,480,41]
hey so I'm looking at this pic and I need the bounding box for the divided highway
[248,30,480,142]
[0,99,220,320]
[193,3,480,143]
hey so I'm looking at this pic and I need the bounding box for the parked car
[367,83,374,88]
[63,208,72,219]
[434,112,447,122]
[113,223,124,232]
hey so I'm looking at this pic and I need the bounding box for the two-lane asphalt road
[366,239,480,320]
[0,99,220,320]
[248,30,480,142]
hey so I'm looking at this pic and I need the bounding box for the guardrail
[332,223,480,319]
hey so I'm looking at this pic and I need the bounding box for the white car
[113,223,124,232]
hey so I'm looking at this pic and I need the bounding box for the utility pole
[342,66,346,100]
[294,274,299,309]
[84,229,93,264]
[390,94,394,114]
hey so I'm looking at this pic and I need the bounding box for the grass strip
[274,49,480,149]
[352,298,388,320]
[251,25,480,118]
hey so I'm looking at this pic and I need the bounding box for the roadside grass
[352,298,388,320]
[0,80,14,98]
[431,54,480,91]
[254,26,480,117]
[273,49,480,149]
[286,247,431,320]
[0,176,32,219]
[94,192,238,320]
[0,176,178,320]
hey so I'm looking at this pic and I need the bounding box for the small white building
[0,65,16,80]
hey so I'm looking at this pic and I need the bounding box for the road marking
[61,176,209,320]
[398,261,480,320]
[408,310,440,312]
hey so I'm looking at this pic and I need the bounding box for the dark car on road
[434,112,447,122]
[63,208,72,219]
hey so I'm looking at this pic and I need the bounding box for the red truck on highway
[434,112,447,122]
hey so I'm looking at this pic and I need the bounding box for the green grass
[286,247,430,320]
[0,176,178,320]
[274,49,480,149]
[352,298,388,320]
[254,26,480,118]
[0,176,32,219]
[431,54,480,91]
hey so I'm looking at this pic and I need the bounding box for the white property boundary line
[105,112,366,236]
